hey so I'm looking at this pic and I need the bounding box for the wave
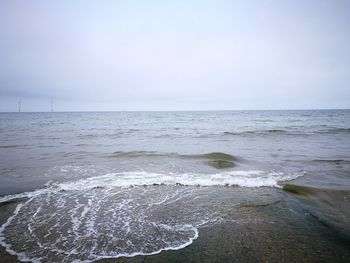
[205,160,236,169]
[320,127,350,133]
[109,151,239,161]
[314,127,350,135]
[111,151,167,158]
[57,170,302,189]
[189,152,238,161]
[223,127,350,137]
[0,170,303,204]
[223,129,288,136]
[311,159,350,165]
[0,145,28,149]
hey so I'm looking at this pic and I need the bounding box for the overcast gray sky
[0,0,349,111]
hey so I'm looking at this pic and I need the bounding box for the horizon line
[0,108,349,113]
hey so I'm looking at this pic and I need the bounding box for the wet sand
[98,194,350,263]
[0,202,27,263]
[1,192,350,263]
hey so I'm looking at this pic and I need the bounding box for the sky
[0,0,349,112]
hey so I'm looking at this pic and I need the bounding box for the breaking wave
[0,170,304,204]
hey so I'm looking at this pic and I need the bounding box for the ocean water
[0,110,349,262]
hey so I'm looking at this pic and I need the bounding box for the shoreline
[1,192,349,263]
[0,203,27,263]
[98,194,350,263]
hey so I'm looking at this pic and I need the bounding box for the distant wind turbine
[50,97,54,112]
[18,100,21,112]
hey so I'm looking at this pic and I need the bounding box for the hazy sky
[0,0,349,111]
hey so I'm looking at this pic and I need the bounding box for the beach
[1,188,350,263]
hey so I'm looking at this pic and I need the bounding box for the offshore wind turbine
[50,97,54,112]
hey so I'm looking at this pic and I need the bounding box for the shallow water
[0,110,349,262]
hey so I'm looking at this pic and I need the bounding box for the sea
[0,110,349,262]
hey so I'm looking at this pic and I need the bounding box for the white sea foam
[0,170,303,204]
[0,170,303,262]
[0,186,200,262]
[55,170,303,191]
